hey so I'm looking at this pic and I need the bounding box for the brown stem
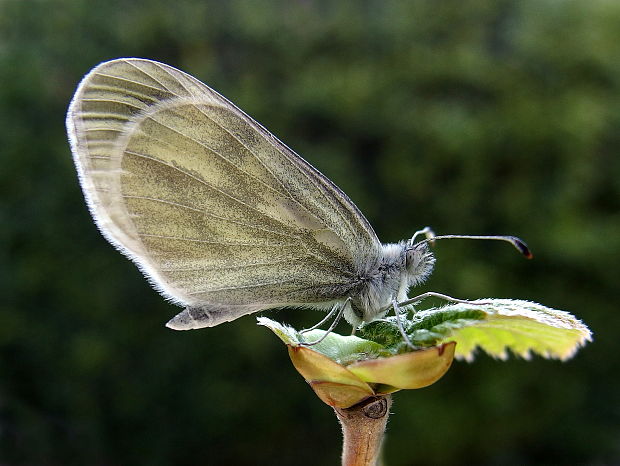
[333,395,392,466]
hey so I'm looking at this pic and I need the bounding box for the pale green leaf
[298,330,387,365]
[418,299,592,361]
[257,317,386,365]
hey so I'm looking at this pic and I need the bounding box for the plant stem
[333,395,392,466]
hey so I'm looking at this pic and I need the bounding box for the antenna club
[509,236,533,259]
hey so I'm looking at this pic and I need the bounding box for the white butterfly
[67,58,529,333]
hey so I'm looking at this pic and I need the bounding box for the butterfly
[67,58,530,335]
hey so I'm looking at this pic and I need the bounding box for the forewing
[67,58,381,325]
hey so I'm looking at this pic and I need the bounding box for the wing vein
[126,60,184,98]
[92,72,169,97]
[154,61,193,95]
[124,149,297,228]
[87,83,161,104]
[122,194,300,240]
[188,277,308,294]
[160,258,306,272]
[81,98,146,111]
[85,127,123,132]
[138,233,296,247]
[81,113,131,122]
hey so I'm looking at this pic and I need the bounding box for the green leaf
[412,299,592,361]
[259,298,592,364]
[257,317,387,365]
[298,330,388,365]
[356,319,404,349]
[360,308,488,352]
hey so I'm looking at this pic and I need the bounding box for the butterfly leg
[299,297,352,346]
[392,298,415,348]
[390,293,491,346]
[300,299,349,334]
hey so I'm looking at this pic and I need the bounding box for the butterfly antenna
[415,228,533,259]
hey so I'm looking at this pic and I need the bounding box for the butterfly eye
[404,244,435,286]
[405,248,417,270]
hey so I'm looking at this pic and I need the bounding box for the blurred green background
[1,0,618,464]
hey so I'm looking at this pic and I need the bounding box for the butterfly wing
[67,58,381,328]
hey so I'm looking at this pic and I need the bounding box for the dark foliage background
[1,1,618,464]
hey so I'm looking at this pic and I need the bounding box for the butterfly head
[404,240,436,287]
